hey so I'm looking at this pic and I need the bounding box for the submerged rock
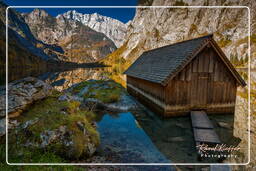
[82,94,139,112]
[218,121,232,129]
[165,136,185,142]
[105,94,139,111]
[175,123,187,129]
[0,77,53,118]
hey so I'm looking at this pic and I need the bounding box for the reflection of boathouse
[124,35,246,117]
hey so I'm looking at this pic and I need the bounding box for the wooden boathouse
[124,34,246,117]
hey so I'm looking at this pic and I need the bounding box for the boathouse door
[191,72,209,109]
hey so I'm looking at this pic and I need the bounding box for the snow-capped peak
[57,10,128,47]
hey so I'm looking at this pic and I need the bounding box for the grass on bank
[0,141,83,171]
[7,90,99,163]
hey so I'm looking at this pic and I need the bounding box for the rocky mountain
[0,2,63,67]
[23,9,117,63]
[106,0,255,69]
[57,10,128,47]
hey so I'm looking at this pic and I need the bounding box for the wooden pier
[191,111,221,145]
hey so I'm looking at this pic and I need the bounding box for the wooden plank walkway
[191,111,221,144]
[193,128,221,143]
[191,111,214,129]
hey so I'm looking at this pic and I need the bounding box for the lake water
[97,112,170,163]
[2,67,248,165]
[2,67,174,163]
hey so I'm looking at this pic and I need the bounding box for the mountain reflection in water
[0,67,109,90]
[39,68,108,91]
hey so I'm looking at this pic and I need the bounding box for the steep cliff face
[112,0,255,68]
[58,10,128,47]
[23,9,117,63]
[0,2,58,67]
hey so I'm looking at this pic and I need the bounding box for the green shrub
[218,37,232,47]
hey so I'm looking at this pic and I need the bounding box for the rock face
[58,10,128,47]
[116,0,255,66]
[0,77,53,118]
[22,9,117,63]
[0,2,63,65]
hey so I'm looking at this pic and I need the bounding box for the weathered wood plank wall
[164,46,237,113]
[127,76,165,102]
[127,46,237,116]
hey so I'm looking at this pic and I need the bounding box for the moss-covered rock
[70,80,123,104]
[7,89,100,162]
[69,80,138,113]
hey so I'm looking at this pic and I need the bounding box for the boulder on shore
[0,77,53,118]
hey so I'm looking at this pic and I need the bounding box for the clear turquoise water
[97,112,170,163]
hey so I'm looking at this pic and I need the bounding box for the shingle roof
[124,34,212,85]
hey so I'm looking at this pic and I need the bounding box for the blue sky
[3,0,137,23]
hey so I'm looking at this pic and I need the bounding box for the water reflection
[39,68,109,91]
[95,109,241,164]
[132,108,240,163]
[0,67,109,90]
[1,67,54,85]
[0,65,128,90]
